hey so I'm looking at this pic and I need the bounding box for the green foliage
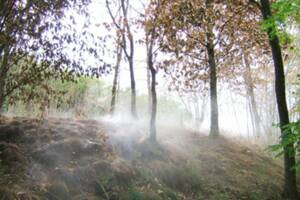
[50,76,90,109]
[6,58,74,105]
[272,0,300,25]
[6,75,112,117]
[261,0,300,48]
[0,0,108,111]
[128,187,143,200]
[291,75,300,114]
[260,8,300,166]
[261,14,292,49]
[269,74,300,170]
[209,193,231,200]
[269,121,300,170]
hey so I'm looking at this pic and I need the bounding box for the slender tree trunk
[146,66,151,113]
[243,53,262,139]
[245,100,250,139]
[0,2,11,113]
[110,43,122,114]
[0,78,6,114]
[129,57,137,118]
[0,46,9,114]
[108,0,137,118]
[260,0,298,198]
[198,96,206,124]
[194,93,200,128]
[148,41,157,142]
[128,33,137,118]
[120,0,137,118]
[194,93,205,128]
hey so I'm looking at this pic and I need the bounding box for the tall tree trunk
[120,0,137,118]
[260,0,298,198]
[0,46,9,114]
[107,0,137,118]
[198,95,206,125]
[148,41,157,142]
[0,79,6,114]
[110,43,122,114]
[146,66,151,113]
[129,57,137,118]
[193,93,205,128]
[193,93,200,128]
[206,42,219,138]
[243,52,262,139]
[206,0,219,138]
[206,37,219,137]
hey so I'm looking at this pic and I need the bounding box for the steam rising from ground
[0,105,285,199]
[4,77,281,147]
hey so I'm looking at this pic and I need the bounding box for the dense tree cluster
[0,0,109,110]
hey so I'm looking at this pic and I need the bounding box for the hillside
[0,116,287,200]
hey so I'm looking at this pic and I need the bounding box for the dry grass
[0,116,292,200]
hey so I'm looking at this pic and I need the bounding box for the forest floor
[0,116,293,200]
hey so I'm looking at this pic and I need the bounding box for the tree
[205,0,219,137]
[144,0,161,142]
[106,0,137,118]
[260,0,298,198]
[151,0,260,137]
[110,27,123,114]
[147,35,157,142]
[0,0,107,113]
[242,51,263,138]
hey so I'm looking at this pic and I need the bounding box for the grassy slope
[0,116,291,200]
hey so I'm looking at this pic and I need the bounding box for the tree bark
[107,0,137,118]
[129,57,137,118]
[146,65,151,113]
[198,95,206,125]
[0,77,6,111]
[193,93,205,128]
[207,42,219,138]
[0,46,9,114]
[243,52,262,139]
[110,43,122,114]
[193,93,200,128]
[260,0,298,198]
[206,36,219,137]
[147,39,157,142]
[120,0,137,118]
[206,0,219,138]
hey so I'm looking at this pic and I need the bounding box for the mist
[1,0,300,199]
